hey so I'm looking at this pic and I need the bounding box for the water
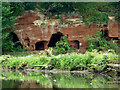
[1,70,120,89]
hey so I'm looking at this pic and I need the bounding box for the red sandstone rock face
[108,17,119,38]
[14,11,119,51]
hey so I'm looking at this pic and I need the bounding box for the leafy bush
[83,12,109,24]
[2,2,16,53]
[1,49,118,71]
[84,30,120,52]
[2,2,25,53]
[53,35,76,55]
[2,2,36,54]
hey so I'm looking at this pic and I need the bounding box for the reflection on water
[1,70,120,89]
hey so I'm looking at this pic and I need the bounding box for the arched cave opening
[48,32,64,47]
[103,24,107,27]
[70,40,79,49]
[10,32,23,48]
[74,40,79,49]
[101,30,109,37]
[100,30,110,41]
[35,41,45,50]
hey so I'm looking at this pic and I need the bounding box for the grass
[1,49,119,71]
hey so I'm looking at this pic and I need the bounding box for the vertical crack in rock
[58,20,61,32]
[51,21,55,35]
[40,25,43,40]
[45,24,48,37]
[51,25,54,35]
[21,32,22,41]
[37,12,45,40]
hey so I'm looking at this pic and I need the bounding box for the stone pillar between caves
[29,44,35,51]
[44,42,49,49]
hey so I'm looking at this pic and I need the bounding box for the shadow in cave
[48,32,64,47]
[10,32,23,48]
[35,41,47,50]
[74,40,79,49]
[35,41,44,50]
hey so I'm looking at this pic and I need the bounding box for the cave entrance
[70,40,79,49]
[100,30,109,40]
[35,41,47,50]
[10,32,23,48]
[101,30,109,37]
[74,40,79,49]
[48,32,64,47]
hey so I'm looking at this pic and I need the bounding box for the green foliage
[10,2,36,16]
[38,2,119,23]
[94,55,108,72]
[2,2,36,53]
[83,12,109,24]
[2,32,23,53]
[2,71,115,88]
[52,73,112,88]
[53,35,76,55]
[2,71,52,88]
[109,2,120,22]
[84,30,120,52]
[23,2,36,10]
[1,50,118,71]
[115,12,120,22]
[10,2,25,16]
[38,2,74,18]
[1,54,49,69]
[2,2,17,53]
[52,53,92,70]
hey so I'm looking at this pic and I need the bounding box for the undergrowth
[1,49,118,71]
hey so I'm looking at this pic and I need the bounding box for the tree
[2,2,17,53]
[1,2,36,53]
[38,2,120,24]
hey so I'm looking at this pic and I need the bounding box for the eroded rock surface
[14,10,120,51]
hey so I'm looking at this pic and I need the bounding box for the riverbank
[1,49,119,73]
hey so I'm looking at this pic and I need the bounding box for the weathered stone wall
[14,10,119,51]
[108,16,119,38]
